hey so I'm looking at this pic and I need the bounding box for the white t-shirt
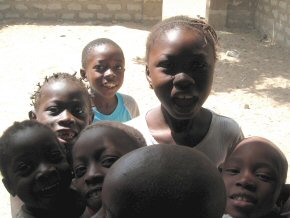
[126,109,244,166]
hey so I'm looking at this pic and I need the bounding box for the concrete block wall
[0,0,162,24]
[226,0,254,28]
[207,0,228,29]
[207,0,254,30]
[255,0,290,48]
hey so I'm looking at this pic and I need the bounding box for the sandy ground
[0,21,289,217]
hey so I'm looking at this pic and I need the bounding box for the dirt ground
[0,21,289,217]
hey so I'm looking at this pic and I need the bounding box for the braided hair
[146,15,218,61]
[30,72,90,110]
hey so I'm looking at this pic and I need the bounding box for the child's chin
[226,208,252,218]
[87,199,102,214]
[58,137,76,149]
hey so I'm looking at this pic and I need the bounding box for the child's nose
[173,72,195,90]
[103,68,116,79]
[236,171,257,191]
[35,163,57,183]
[58,110,75,126]
[84,163,104,186]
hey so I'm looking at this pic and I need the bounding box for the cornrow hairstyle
[0,120,60,179]
[146,15,218,61]
[30,72,91,110]
[81,38,124,68]
[74,121,147,149]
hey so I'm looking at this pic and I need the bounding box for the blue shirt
[92,93,134,122]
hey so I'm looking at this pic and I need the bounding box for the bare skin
[146,27,215,146]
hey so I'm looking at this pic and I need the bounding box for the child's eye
[74,166,87,178]
[15,162,33,176]
[95,65,106,72]
[101,156,119,168]
[224,168,240,175]
[47,150,64,163]
[158,60,173,69]
[256,173,275,182]
[47,106,61,115]
[114,65,124,71]
[157,60,176,75]
[72,106,85,116]
[190,61,207,70]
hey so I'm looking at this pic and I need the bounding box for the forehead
[228,142,284,173]
[39,80,88,103]
[151,27,213,55]
[9,127,59,153]
[72,127,135,156]
[88,43,124,58]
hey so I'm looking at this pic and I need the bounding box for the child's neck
[23,205,57,218]
[92,94,118,115]
[23,188,86,218]
[146,106,212,146]
[162,106,212,146]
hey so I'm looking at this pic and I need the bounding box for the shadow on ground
[213,29,290,106]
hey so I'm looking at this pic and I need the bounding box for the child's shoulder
[118,92,137,103]
[211,110,242,130]
[209,110,244,140]
[16,206,36,218]
[118,93,139,118]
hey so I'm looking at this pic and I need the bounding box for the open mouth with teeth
[39,182,60,198]
[173,95,198,108]
[87,187,102,200]
[104,83,118,88]
[56,130,77,144]
[230,193,257,207]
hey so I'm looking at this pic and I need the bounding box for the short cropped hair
[226,136,288,184]
[81,38,124,68]
[102,144,226,218]
[75,121,146,148]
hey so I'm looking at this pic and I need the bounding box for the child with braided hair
[126,15,244,166]
[10,72,93,218]
[29,72,93,156]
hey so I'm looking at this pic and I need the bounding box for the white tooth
[177,95,192,99]
[105,83,117,88]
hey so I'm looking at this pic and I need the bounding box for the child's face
[5,127,72,210]
[221,141,284,218]
[147,27,215,119]
[72,126,137,213]
[82,44,125,99]
[34,80,92,146]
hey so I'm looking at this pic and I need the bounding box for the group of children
[0,15,289,218]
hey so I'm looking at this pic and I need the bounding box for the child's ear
[80,68,87,81]
[218,163,224,173]
[145,65,153,89]
[28,110,37,120]
[2,178,15,196]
